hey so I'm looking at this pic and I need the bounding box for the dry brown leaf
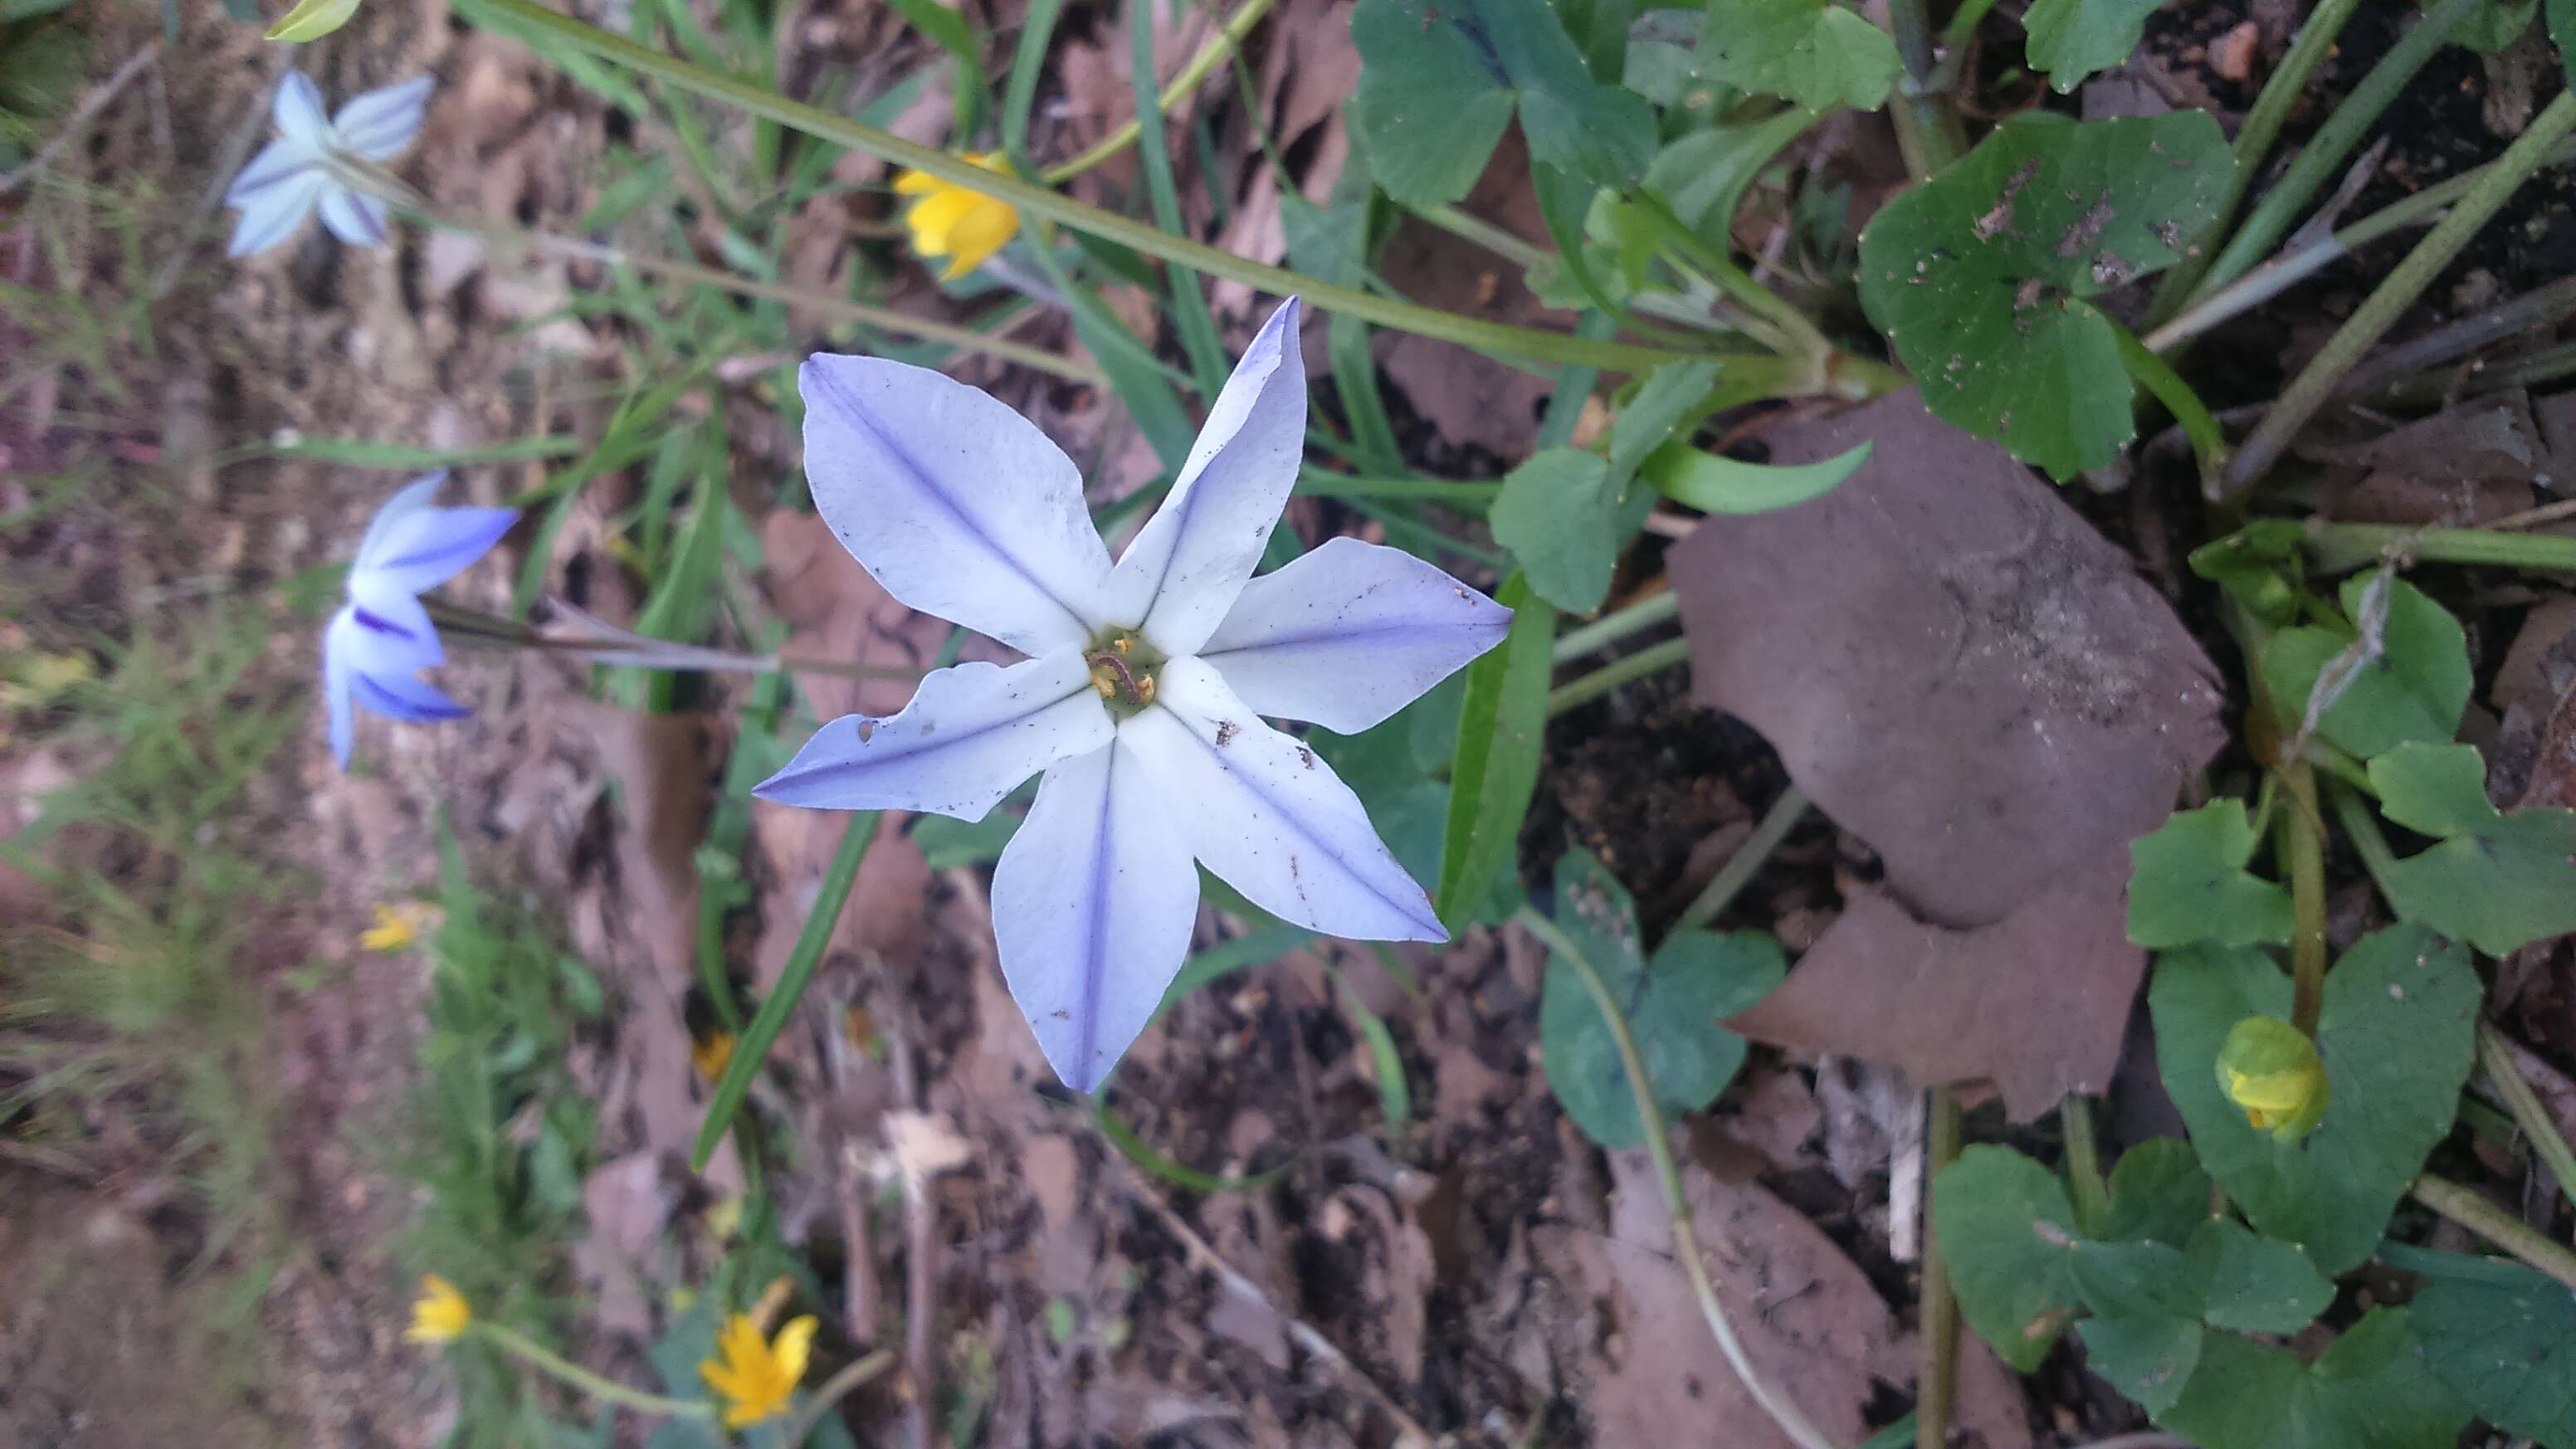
[1671,390,2225,928]
[1731,848,2145,1119]
[1373,130,1559,459]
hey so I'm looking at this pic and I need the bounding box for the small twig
[2408,1173,2576,1290]
[2334,273,2576,400]
[901,1158,937,1449]
[1916,1088,1964,1449]
[2477,1022,2576,1210]
[1671,785,1812,937]
[838,1143,882,1345]
[778,1349,897,1449]
[0,43,159,198]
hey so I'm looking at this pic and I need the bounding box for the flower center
[1085,628,1164,720]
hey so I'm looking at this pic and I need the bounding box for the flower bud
[2215,1014,2329,1143]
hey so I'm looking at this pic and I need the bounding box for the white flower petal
[225,137,315,208]
[754,650,1113,818]
[1198,536,1513,733]
[318,188,390,249]
[332,75,435,162]
[323,607,359,768]
[227,168,328,257]
[272,71,330,149]
[800,354,1115,655]
[991,739,1200,1090]
[1127,657,1444,943]
[1101,298,1307,656]
[336,588,446,676]
[354,471,449,565]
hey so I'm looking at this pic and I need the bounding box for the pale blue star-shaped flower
[323,472,517,769]
[756,298,1513,1089]
[224,71,433,258]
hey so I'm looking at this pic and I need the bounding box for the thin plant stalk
[2227,90,2576,493]
[2408,1173,2576,1291]
[1040,0,1274,183]
[2370,338,2576,409]
[2061,1093,2109,1229]
[1515,905,1842,1449]
[1671,784,1811,935]
[1916,1087,1964,1449]
[2145,0,2365,323]
[2334,272,2576,400]
[2276,763,2329,1037]
[2306,521,2576,576]
[1882,0,1967,181]
[1547,636,1690,716]
[2094,304,2225,493]
[776,1349,899,1448]
[477,1322,712,1418]
[1930,0,2003,85]
[2476,1022,2576,1209]
[462,0,1740,378]
[1553,591,1680,664]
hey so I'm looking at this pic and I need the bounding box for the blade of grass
[1436,573,1556,926]
[1127,0,1234,394]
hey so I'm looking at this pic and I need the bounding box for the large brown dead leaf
[1731,848,2146,1119]
[1672,390,2225,929]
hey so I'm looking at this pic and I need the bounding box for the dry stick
[1515,905,1842,1449]
[1915,1088,1964,1449]
[0,43,159,198]
[2477,1021,2576,1210]
[1102,1148,1438,1447]
[2408,1173,2576,1291]
[901,1162,937,1449]
[2225,91,2576,495]
[2333,272,2576,400]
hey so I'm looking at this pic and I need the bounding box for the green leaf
[1698,0,1900,110]
[1538,851,1782,1146]
[2022,0,2166,92]
[2126,801,2295,949]
[2067,1238,2207,1413]
[1640,438,1870,515]
[1647,106,1822,240]
[1351,0,1656,207]
[2411,1256,2576,1447]
[1490,448,1640,612]
[2458,0,2538,51]
[2553,0,2576,90]
[2096,1138,2213,1245]
[1625,7,1709,104]
[2188,520,2305,626]
[2367,741,2576,955]
[2159,1309,2468,1449]
[2080,1312,2205,1417]
[2149,927,2479,1274]
[2258,575,2470,759]
[1856,112,2233,478]
[1609,361,1724,486]
[910,807,1022,869]
[1436,573,1557,927]
[2186,1218,2332,1334]
[1931,1145,2083,1371]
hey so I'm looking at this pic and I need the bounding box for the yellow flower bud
[2215,1015,2330,1143]
[405,1274,472,1345]
[267,0,362,41]
[895,154,1022,281]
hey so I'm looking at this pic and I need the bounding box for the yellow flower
[895,154,1021,281]
[2215,1015,2330,1143]
[267,0,361,41]
[360,901,438,952]
[406,1274,472,1345]
[691,1031,737,1083]
[700,1312,818,1429]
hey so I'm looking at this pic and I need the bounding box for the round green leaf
[1931,1144,2082,1372]
[2368,741,2576,955]
[2127,800,2295,949]
[2412,1256,2576,1447]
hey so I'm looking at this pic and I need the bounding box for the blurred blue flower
[756,298,1512,1089]
[324,472,516,770]
[224,71,433,258]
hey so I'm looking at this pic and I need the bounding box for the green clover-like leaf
[1698,0,1900,111]
[2095,1138,2213,1245]
[2128,801,2295,949]
[2259,574,2470,760]
[2186,1218,2332,1335]
[2366,741,2576,955]
[2022,0,2164,92]
[1857,112,2232,478]
[1931,1145,2082,1372]
[2411,1253,2576,1448]
[2149,927,2478,1274]
[2159,1309,2468,1449]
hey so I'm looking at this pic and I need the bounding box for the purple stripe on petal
[352,670,470,722]
[352,605,416,639]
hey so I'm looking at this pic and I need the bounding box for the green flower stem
[462,0,1727,378]
[2305,522,2576,577]
[2144,139,2576,354]
[2226,90,2576,494]
[1546,636,1690,717]
[2276,762,2328,1037]
[2324,775,2403,889]
[2207,0,2478,290]
[2060,1093,2110,1232]
[1553,591,1680,664]
[776,1349,899,1448]
[1929,0,2003,86]
[2094,304,2225,495]
[1883,0,1967,181]
[2476,1021,2576,1211]
[1417,203,1552,270]
[1915,1086,1964,1449]
[2408,1173,2576,1292]
[1671,784,1810,936]
[1039,0,1274,184]
[1634,195,1840,373]
[476,1322,712,1418]
[1514,905,1842,1449]
[2144,0,2365,324]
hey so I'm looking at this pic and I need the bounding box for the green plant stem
[2144,141,2576,354]
[2226,90,2576,494]
[2408,1173,2576,1291]
[1930,0,2003,81]
[2336,273,2576,400]
[2095,305,2225,494]
[2276,762,2328,1037]
[2324,774,2403,888]
[2145,0,2364,324]
[462,0,1729,377]
[1553,592,1681,664]
[1417,203,1554,270]
[1632,197,1809,361]
[2477,1022,2576,1210]
[2306,522,2576,576]
[777,1349,899,1448]
[1882,0,1967,181]
[1547,637,1690,716]
[2061,1093,2110,1231]
[1916,1087,1964,1449]
[1671,785,1811,935]
[1040,0,1273,183]
[2373,337,2576,408]
[477,1322,711,1418]
[2170,0,2466,323]
[1515,905,1842,1449]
